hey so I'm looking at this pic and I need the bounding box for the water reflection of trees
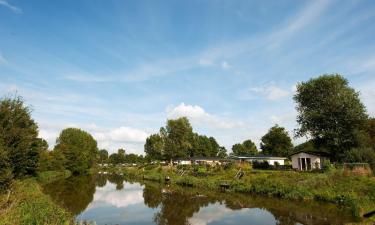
[43,175,96,215]
[43,175,356,225]
[142,182,355,225]
[106,174,124,190]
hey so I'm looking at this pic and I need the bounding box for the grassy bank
[114,165,375,219]
[0,171,73,225]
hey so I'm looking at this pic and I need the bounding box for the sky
[1,0,375,155]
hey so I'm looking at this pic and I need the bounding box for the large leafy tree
[144,133,164,160]
[260,125,293,157]
[0,96,41,177]
[294,74,368,160]
[232,139,258,156]
[54,128,98,174]
[164,117,193,161]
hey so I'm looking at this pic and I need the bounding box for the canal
[42,174,358,225]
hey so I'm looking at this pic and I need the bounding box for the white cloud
[109,126,148,143]
[239,85,291,101]
[0,0,22,14]
[167,103,243,129]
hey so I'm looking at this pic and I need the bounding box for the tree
[0,142,12,192]
[0,95,41,177]
[109,153,119,165]
[117,148,126,163]
[294,74,368,160]
[217,146,227,158]
[144,134,164,160]
[232,139,258,156]
[98,149,109,164]
[54,128,98,174]
[164,117,193,161]
[260,125,293,157]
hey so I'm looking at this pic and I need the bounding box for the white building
[231,155,287,166]
[290,151,330,171]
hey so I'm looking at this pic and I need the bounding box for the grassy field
[114,164,375,219]
[0,171,73,225]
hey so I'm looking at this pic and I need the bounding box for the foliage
[36,170,71,184]
[0,96,41,178]
[144,133,165,160]
[343,148,375,173]
[145,117,227,160]
[0,142,12,192]
[0,179,72,225]
[231,139,258,156]
[260,125,293,157]
[294,74,368,160]
[54,128,98,175]
[293,140,315,153]
[164,117,193,160]
[253,161,271,169]
[98,149,109,163]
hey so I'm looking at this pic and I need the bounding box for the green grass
[115,165,375,219]
[0,178,73,225]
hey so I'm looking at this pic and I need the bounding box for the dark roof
[175,157,227,161]
[230,155,287,159]
[289,150,331,157]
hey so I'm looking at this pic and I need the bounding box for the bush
[343,148,375,174]
[322,160,334,172]
[253,161,270,169]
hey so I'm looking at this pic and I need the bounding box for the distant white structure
[231,155,287,166]
[290,151,330,171]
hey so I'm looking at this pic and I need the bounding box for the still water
[43,174,357,225]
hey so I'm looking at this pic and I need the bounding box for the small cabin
[231,155,287,166]
[290,151,330,171]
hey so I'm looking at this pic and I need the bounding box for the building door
[306,158,311,170]
[301,158,306,171]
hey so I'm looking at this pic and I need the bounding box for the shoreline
[111,165,375,220]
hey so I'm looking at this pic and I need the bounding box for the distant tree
[293,140,315,153]
[365,118,375,148]
[98,149,109,164]
[144,133,164,160]
[54,128,98,174]
[109,153,119,165]
[294,74,368,160]
[0,95,41,177]
[117,148,126,163]
[260,125,293,157]
[164,117,193,161]
[232,139,258,156]
[217,146,227,158]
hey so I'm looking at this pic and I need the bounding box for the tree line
[144,117,227,162]
[143,74,375,170]
[0,96,100,191]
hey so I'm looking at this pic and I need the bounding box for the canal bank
[113,165,375,221]
[0,171,73,225]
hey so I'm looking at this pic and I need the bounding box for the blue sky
[1,0,375,154]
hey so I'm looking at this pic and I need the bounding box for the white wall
[291,153,326,170]
[268,159,285,166]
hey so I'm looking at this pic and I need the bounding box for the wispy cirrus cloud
[238,85,291,101]
[0,0,22,14]
[62,0,333,83]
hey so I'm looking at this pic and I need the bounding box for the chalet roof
[230,155,287,160]
[289,150,331,157]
